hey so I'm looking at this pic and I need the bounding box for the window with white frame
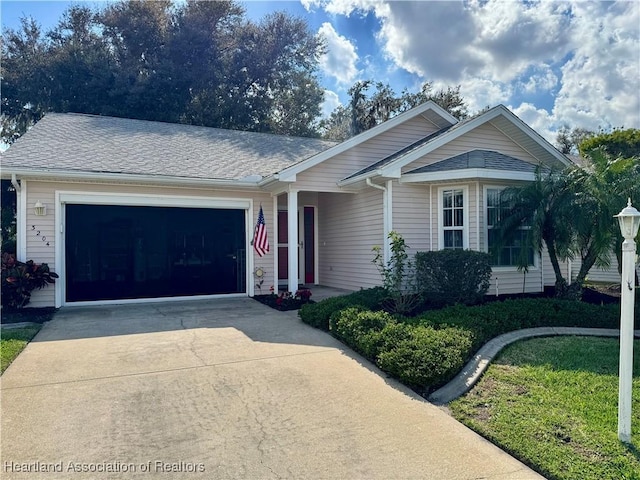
[441,188,465,249]
[486,188,534,267]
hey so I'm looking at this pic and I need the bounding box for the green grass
[1,326,41,374]
[450,336,640,480]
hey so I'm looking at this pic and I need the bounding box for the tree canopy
[1,0,326,143]
[320,81,469,142]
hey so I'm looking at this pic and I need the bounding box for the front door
[277,207,315,285]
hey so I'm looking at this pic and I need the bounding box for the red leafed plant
[1,252,59,309]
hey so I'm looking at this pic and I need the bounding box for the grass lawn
[450,336,640,480]
[1,326,42,374]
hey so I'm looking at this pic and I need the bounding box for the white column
[618,235,636,443]
[287,190,299,292]
[273,194,279,291]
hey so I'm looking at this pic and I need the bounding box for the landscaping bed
[253,288,314,311]
[1,307,57,324]
[299,288,639,396]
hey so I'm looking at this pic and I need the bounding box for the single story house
[3,101,604,308]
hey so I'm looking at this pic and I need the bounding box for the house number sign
[32,225,51,246]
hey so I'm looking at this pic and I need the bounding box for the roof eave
[2,167,262,189]
[399,169,536,183]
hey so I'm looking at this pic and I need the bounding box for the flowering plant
[254,287,313,311]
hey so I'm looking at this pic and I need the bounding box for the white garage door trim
[55,191,254,307]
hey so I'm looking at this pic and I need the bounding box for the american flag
[252,205,270,257]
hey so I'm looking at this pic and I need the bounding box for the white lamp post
[615,198,640,443]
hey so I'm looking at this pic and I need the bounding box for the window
[486,188,534,267]
[441,188,465,249]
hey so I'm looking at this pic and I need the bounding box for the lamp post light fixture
[615,198,640,443]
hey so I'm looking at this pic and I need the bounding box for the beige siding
[487,268,543,296]
[392,182,430,255]
[571,252,622,284]
[295,116,438,191]
[405,123,539,172]
[318,190,383,290]
[25,180,275,307]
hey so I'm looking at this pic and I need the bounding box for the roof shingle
[405,150,543,174]
[0,113,336,180]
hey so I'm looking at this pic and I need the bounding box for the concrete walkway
[1,298,543,480]
[429,327,640,405]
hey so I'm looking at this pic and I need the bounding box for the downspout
[430,184,433,251]
[366,178,391,264]
[11,174,26,261]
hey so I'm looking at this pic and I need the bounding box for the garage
[65,204,247,302]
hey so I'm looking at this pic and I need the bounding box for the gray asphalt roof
[0,113,336,180]
[405,149,542,174]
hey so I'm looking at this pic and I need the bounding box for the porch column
[287,189,299,292]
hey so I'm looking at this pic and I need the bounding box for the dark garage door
[65,204,246,302]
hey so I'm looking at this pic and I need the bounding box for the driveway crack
[180,318,207,366]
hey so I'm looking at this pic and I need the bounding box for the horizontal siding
[488,268,543,296]
[405,123,539,173]
[392,182,430,255]
[24,180,276,307]
[571,252,622,284]
[318,190,383,290]
[296,116,438,191]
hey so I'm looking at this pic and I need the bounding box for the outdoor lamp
[615,198,640,443]
[34,200,46,216]
[615,198,640,240]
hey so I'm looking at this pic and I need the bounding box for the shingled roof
[0,113,336,181]
[405,150,544,174]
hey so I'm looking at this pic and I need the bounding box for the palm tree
[493,168,576,296]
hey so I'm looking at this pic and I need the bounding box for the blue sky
[2,0,639,141]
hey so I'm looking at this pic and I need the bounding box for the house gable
[268,101,458,187]
[339,105,569,186]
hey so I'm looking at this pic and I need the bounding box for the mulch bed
[252,295,314,311]
[1,307,58,325]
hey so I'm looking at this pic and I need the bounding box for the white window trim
[55,191,254,307]
[437,185,469,250]
[483,185,538,271]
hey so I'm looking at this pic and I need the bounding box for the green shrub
[376,325,473,393]
[419,298,637,350]
[1,253,59,309]
[415,250,492,305]
[372,231,421,315]
[330,307,394,357]
[299,287,387,331]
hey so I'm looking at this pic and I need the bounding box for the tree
[1,0,325,142]
[320,80,469,142]
[555,126,595,154]
[493,169,576,296]
[578,129,640,282]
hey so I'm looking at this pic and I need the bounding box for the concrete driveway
[1,299,543,479]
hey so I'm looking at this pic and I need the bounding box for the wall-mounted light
[34,200,46,216]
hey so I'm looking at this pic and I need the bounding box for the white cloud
[317,22,359,85]
[519,66,558,95]
[321,89,341,118]
[510,103,556,144]
[309,0,639,134]
[551,1,640,131]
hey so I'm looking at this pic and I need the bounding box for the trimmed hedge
[415,249,492,306]
[418,297,639,350]
[298,287,388,330]
[303,292,640,396]
[330,307,473,392]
